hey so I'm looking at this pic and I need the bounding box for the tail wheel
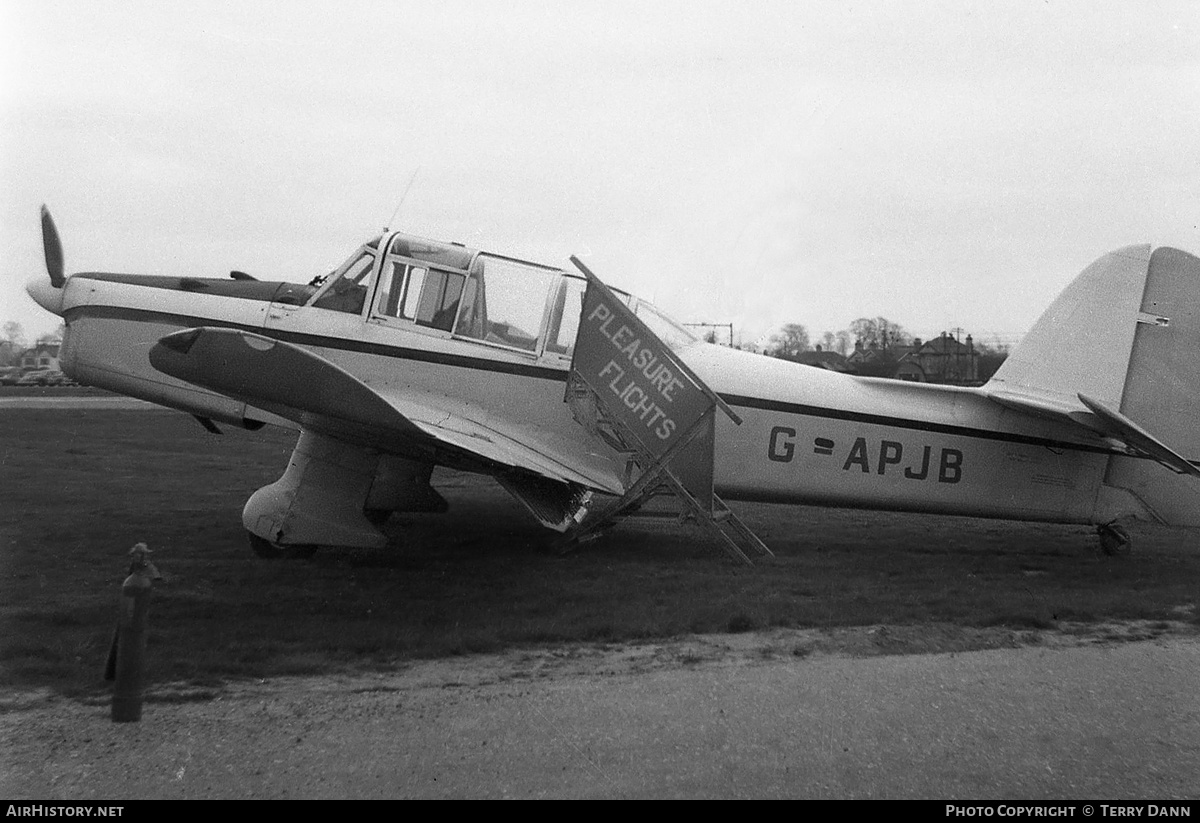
[247,531,318,560]
[1097,523,1132,556]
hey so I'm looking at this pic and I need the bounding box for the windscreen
[310,248,378,314]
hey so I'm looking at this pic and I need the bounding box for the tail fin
[986,245,1152,409]
[989,245,1200,525]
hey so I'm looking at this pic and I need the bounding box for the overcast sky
[2,0,1197,348]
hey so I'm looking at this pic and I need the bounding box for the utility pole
[950,327,965,385]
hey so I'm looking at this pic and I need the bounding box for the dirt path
[3,629,1198,799]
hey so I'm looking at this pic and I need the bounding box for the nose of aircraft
[26,276,64,315]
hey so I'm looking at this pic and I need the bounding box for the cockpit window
[314,237,695,359]
[544,276,587,356]
[374,258,466,333]
[542,276,693,355]
[375,260,425,320]
[634,299,697,348]
[311,250,377,314]
[455,255,558,352]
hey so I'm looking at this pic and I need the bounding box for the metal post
[108,543,157,723]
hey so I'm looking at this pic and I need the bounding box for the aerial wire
[384,168,421,233]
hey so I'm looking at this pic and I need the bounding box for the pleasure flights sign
[570,270,712,447]
[566,256,741,511]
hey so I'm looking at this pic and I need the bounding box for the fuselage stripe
[67,302,1126,458]
[720,394,1118,455]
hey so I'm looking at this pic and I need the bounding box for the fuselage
[49,230,1121,527]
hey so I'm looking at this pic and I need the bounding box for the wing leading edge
[149,326,624,494]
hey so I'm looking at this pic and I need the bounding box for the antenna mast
[384,168,421,232]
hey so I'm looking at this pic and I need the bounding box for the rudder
[1103,247,1200,526]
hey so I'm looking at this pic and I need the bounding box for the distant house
[844,340,875,371]
[842,333,980,384]
[20,341,61,372]
[895,333,979,385]
[790,346,851,373]
[845,340,914,378]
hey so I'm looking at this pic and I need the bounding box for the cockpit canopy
[307,232,696,357]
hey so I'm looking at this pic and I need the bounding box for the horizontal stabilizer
[1076,393,1200,477]
[985,386,1199,477]
[986,389,1100,430]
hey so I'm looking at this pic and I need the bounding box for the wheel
[247,531,318,560]
[363,508,392,527]
[281,544,318,559]
[1098,523,1132,556]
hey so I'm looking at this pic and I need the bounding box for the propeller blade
[40,205,65,287]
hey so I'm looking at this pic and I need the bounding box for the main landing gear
[241,430,448,560]
[1097,522,1133,556]
[245,509,391,559]
[247,532,319,560]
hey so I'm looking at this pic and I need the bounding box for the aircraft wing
[148,326,624,493]
[986,388,1200,477]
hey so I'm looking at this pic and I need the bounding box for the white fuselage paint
[58,274,1127,527]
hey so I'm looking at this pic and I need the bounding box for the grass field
[3,405,1199,697]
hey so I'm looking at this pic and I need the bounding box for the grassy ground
[0,385,115,397]
[2,408,1198,697]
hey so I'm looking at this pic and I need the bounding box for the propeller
[40,205,65,287]
[26,205,67,315]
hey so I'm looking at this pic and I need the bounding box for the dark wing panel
[149,327,622,492]
[150,326,426,437]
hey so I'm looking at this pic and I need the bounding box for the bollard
[109,542,158,723]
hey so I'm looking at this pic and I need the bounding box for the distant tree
[849,318,872,348]
[833,330,851,356]
[35,325,63,345]
[0,322,26,367]
[881,318,911,348]
[2,321,26,349]
[974,339,1010,382]
[849,316,910,349]
[769,323,810,358]
[820,331,836,352]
